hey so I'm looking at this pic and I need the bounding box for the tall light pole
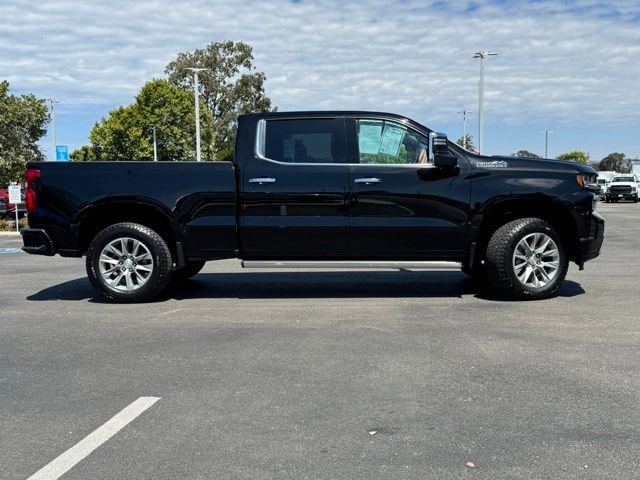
[151,126,158,162]
[186,68,208,162]
[543,130,553,158]
[458,109,472,150]
[473,50,498,155]
[47,98,59,161]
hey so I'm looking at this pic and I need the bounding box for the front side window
[264,118,345,164]
[357,119,431,165]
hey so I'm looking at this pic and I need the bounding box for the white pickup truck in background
[605,175,639,203]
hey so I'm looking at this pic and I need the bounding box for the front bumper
[606,193,637,200]
[577,210,604,265]
[21,228,56,256]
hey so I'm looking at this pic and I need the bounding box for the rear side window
[264,118,346,164]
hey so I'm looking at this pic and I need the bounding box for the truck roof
[240,110,411,118]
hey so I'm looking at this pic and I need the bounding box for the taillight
[25,168,41,213]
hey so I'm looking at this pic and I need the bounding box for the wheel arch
[472,196,578,266]
[77,200,179,260]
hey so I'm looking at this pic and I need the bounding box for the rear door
[239,116,350,259]
[347,116,470,259]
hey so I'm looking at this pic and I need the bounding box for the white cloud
[1,0,639,155]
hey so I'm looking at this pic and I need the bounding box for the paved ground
[1,203,638,479]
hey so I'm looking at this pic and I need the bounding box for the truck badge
[476,160,508,168]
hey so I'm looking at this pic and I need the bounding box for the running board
[241,260,461,270]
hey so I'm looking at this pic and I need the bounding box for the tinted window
[264,118,345,163]
[356,119,431,165]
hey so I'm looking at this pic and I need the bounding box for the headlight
[577,174,597,187]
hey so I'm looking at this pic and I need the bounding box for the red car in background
[0,187,27,219]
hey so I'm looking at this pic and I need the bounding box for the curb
[0,232,21,236]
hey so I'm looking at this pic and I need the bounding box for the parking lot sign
[8,184,21,232]
[56,145,69,161]
[8,184,21,204]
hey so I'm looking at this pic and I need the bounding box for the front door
[347,116,470,259]
[239,116,350,259]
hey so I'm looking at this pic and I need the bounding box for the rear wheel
[485,218,568,300]
[86,223,173,302]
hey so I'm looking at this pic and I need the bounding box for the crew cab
[21,111,604,302]
[604,175,639,203]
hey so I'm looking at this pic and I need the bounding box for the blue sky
[2,0,639,161]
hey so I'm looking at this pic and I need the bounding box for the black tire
[172,260,206,282]
[485,218,568,300]
[86,223,173,303]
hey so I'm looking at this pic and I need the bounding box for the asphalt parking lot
[1,202,638,479]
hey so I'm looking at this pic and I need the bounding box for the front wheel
[485,218,568,300]
[86,223,173,302]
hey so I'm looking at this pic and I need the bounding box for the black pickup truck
[21,111,604,302]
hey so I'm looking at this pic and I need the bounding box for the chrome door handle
[248,177,276,184]
[354,177,382,184]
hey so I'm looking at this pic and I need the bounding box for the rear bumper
[577,210,604,264]
[20,228,56,256]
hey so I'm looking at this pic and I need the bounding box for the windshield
[597,179,607,185]
[612,177,634,182]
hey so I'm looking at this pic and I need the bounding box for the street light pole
[458,109,472,150]
[543,130,554,158]
[186,68,208,162]
[473,50,498,155]
[47,98,59,161]
[152,126,158,162]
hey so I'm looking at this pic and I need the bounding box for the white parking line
[27,396,160,480]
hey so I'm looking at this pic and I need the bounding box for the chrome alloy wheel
[98,237,154,291]
[512,232,560,289]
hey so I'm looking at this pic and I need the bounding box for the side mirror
[429,132,458,168]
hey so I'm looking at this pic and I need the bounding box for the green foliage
[83,79,214,161]
[0,81,49,184]
[70,145,97,162]
[598,152,631,173]
[556,151,590,165]
[513,150,540,158]
[165,41,274,159]
[456,134,476,151]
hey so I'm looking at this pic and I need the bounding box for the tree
[598,152,631,173]
[70,145,97,162]
[81,79,214,161]
[456,134,476,152]
[556,151,590,165]
[0,81,49,184]
[165,41,274,160]
[513,150,541,158]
